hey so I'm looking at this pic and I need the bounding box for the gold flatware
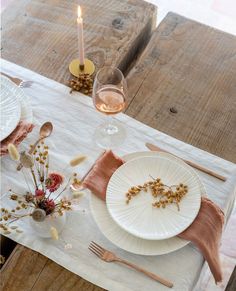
[29,122,53,154]
[88,241,173,288]
[146,143,227,182]
[1,72,33,88]
[17,122,53,171]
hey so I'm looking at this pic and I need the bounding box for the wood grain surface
[0,245,104,291]
[225,266,236,291]
[126,12,236,163]
[1,0,156,83]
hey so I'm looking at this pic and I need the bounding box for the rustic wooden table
[1,0,156,81]
[1,2,236,290]
[126,13,236,163]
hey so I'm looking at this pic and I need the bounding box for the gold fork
[1,72,33,88]
[88,241,173,288]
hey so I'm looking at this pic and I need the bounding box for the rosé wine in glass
[94,86,126,115]
[92,67,127,148]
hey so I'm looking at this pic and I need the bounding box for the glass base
[94,120,126,149]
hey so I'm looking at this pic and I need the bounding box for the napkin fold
[82,150,225,283]
[83,150,124,200]
[178,197,224,283]
[0,121,34,156]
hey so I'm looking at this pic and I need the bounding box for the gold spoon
[28,122,53,155]
[17,122,53,170]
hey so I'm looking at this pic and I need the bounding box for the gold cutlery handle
[146,143,227,182]
[116,258,173,288]
[1,72,12,79]
[1,72,20,85]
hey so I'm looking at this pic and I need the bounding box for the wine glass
[92,66,127,148]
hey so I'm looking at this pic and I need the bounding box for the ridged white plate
[0,78,21,141]
[90,151,206,255]
[106,156,202,240]
[0,76,33,142]
[1,76,33,125]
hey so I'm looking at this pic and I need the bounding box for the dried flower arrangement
[0,141,86,236]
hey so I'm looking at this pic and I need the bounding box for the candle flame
[77,6,82,18]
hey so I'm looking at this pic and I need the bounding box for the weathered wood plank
[225,266,236,291]
[0,236,16,270]
[126,12,236,163]
[0,245,104,291]
[1,0,157,84]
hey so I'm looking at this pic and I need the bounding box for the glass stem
[105,115,118,135]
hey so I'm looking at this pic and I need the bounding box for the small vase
[30,212,66,238]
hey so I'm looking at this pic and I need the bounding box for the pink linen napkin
[83,150,124,200]
[0,121,34,156]
[82,150,225,283]
[178,197,224,283]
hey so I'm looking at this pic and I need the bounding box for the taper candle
[77,6,85,68]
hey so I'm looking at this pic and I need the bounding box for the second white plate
[0,77,21,141]
[90,151,206,255]
[106,155,202,240]
[1,75,33,124]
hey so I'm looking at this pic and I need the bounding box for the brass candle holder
[69,58,95,77]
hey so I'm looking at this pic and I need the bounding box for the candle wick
[79,64,85,71]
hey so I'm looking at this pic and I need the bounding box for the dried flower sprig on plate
[0,142,86,235]
[125,176,188,211]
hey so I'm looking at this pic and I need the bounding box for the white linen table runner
[1,59,236,291]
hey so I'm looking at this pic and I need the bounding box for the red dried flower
[38,198,55,215]
[35,189,45,197]
[46,172,64,192]
[45,199,55,209]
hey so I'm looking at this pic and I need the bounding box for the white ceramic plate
[106,155,202,240]
[1,75,33,124]
[90,151,206,255]
[0,78,21,141]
